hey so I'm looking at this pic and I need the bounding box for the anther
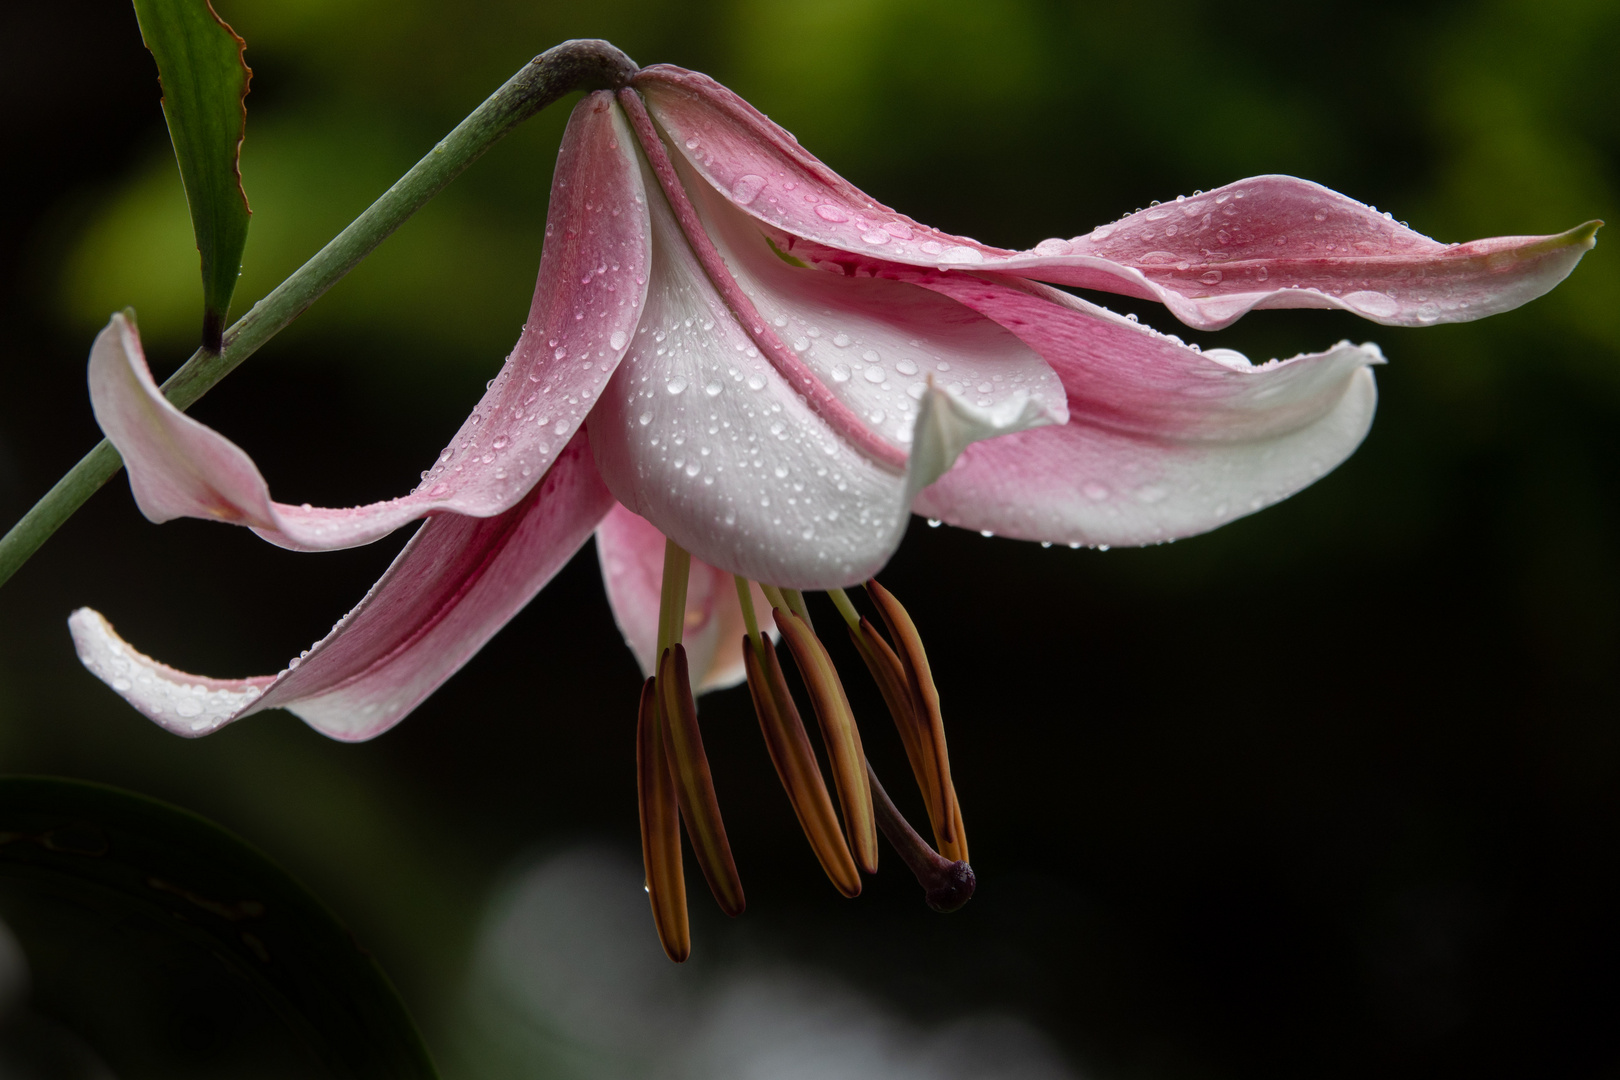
[845,615,955,856]
[659,645,746,917]
[864,579,959,849]
[867,763,975,913]
[743,636,861,897]
[771,607,879,874]
[636,676,689,961]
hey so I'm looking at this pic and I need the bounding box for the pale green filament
[782,588,813,627]
[734,575,764,655]
[827,587,860,630]
[759,582,789,612]
[656,538,693,658]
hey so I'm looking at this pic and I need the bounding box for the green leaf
[0,777,439,1079]
[132,0,253,352]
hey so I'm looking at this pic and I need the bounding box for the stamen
[782,588,813,627]
[743,635,861,897]
[846,615,954,858]
[864,579,958,847]
[771,606,878,874]
[659,645,746,917]
[758,582,790,613]
[637,676,689,961]
[615,87,908,472]
[827,587,861,630]
[656,538,692,656]
[734,575,763,650]
[868,763,975,913]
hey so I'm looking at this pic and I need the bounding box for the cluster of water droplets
[604,252,905,581]
[74,614,265,735]
[1037,181,1461,321]
[410,171,650,509]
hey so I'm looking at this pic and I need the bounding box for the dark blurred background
[1,0,1617,1076]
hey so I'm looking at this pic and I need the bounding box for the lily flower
[69,62,1596,959]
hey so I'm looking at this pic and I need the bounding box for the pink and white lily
[69,64,1595,945]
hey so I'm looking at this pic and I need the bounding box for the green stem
[759,583,789,613]
[0,38,638,590]
[656,539,692,658]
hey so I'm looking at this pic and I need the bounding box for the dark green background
[1,0,1616,1076]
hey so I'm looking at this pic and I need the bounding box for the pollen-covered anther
[770,606,879,874]
[636,675,689,961]
[853,580,967,862]
[868,762,975,913]
[742,634,861,897]
[658,644,745,917]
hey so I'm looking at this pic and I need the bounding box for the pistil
[867,763,975,913]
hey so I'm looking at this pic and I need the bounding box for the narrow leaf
[132,0,252,351]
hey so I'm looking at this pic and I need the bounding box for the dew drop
[610,330,628,351]
[815,204,849,222]
[704,380,723,397]
[666,377,688,395]
[639,412,653,426]
[830,364,851,383]
[732,174,767,204]
[746,374,767,390]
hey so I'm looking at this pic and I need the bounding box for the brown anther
[771,607,879,874]
[743,637,861,898]
[636,676,689,961]
[846,616,964,861]
[865,579,959,850]
[867,763,974,913]
[658,646,745,917]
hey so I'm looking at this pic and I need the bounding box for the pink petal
[908,275,1382,546]
[90,91,649,552]
[635,70,1596,331]
[595,503,772,693]
[588,118,1059,588]
[71,430,615,740]
[1008,177,1601,330]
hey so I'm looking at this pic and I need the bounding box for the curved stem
[0,38,638,589]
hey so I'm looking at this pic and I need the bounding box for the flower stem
[0,38,639,590]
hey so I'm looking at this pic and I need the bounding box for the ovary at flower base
[67,58,1598,958]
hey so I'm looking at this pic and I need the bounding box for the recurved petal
[71,430,615,740]
[908,277,1382,546]
[595,502,773,693]
[635,71,1595,332]
[90,90,649,552]
[1011,177,1601,330]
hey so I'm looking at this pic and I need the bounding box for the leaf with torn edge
[132,0,252,352]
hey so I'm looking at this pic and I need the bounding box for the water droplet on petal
[831,364,851,383]
[732,174,767,204]
[816,204,849,222]
[666,377,688,395]
[610,330,628,351]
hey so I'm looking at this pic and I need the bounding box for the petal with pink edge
[589,125,1059,588]
[635,70,1596,332]
[595,502,773,693]
[1010,177,1601,330]
[89,91,649,552]
[908,277,1382,546]
[71,430,615,741]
